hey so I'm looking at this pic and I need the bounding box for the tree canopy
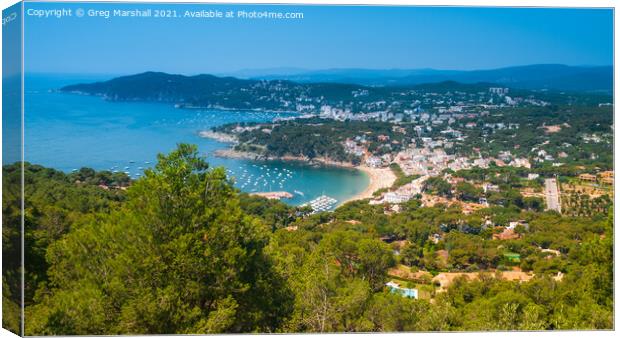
[3,144,612,334]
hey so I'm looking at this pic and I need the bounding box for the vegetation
[1,144,611,334]
[454,105,612,169]
[215,118,411,163]
[390,163,419,189]
[423,177,452,198]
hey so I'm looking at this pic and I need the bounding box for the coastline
[177,104,298,115]
[199,130,238,143]
[343,165,396,204]
[212,147,396,205]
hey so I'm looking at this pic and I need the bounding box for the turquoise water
[23,74,369,206]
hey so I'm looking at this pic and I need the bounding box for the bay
[23,74,369,206]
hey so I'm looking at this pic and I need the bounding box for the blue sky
[23,2,613,75]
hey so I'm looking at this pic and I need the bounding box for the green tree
[26,144,292,335]
[455,182,482,202]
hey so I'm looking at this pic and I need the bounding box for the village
[212,83,613,224]
[290,88,613,301]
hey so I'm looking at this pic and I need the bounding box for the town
[212,84,612,219]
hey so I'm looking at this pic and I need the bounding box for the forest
[215,118,411,163]
[453,105,613,169]
[2,144,613,334]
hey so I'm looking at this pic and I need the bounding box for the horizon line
[23,63,614,78]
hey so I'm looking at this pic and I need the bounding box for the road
[544,178,561,213]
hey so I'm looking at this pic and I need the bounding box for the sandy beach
[343,165,396,204]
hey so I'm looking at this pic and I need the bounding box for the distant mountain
[60,71,378,111]
[407,80,499,93]
[252,68,458,84]
[248,64,612,93]
[218,67,311,79]
[60,72,513,112]
[62,72,260,103]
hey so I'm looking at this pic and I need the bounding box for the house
[481,219,494,230]
[493,227,520,240]
[465,122,477,129]
[473,158,490,169]
[540,248,561,259]
[383,192,411,204]
[432,272,480,290]
[489,87,509,95]
[377,134,390,142]
[579,173,597,182]
[507,220,529,231]
[429,233,442,244]
[512,158,531,168]
[381,153,393,163]
[601,177,614,185]
[599,171,614,185]
[365,156,383,168]
[483,183,500,193]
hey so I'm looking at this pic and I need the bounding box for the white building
[365,156,383,168]
[489,87,509,95]
[383,192,411,204]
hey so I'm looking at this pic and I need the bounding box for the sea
[22,74,369,206]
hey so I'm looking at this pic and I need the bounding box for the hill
[60,72,509,111]
[249,64,612,92]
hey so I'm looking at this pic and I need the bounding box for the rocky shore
[213,149,265,160]
[198,130,238,143]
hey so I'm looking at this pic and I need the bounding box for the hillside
[60,72,512,111]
